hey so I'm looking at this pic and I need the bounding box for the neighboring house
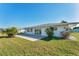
[20,22,79,38]
[72,27,79,32]
[18,28,25,33]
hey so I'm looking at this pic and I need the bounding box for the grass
[0,32,79,56]
[71,32,79,40]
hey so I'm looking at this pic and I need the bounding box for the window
[30,28,33,32]
[66,28,69,31]
[34,29,41,35]
[27,29,29,32]
[54,27,57,31]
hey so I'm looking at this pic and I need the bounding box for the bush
[45,27,54,38]
[1,27,18,38]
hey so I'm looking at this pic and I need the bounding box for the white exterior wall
[23,27,67,37]
[24,29,35,35]
[41,28,47,36]
[53,27,66,37]
[41,27,66,37]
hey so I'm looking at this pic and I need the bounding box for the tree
[61,20,67,23]
[45,27,54,38]
[1,27,18,38]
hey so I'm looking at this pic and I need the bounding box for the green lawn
[0,32,79,56]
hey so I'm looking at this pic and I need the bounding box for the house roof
[24,22,79,29]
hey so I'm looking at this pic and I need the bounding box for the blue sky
[0,3,77,28]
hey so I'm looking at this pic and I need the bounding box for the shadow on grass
[41,37,64,41]
[0,36,9,38]
[0,36,15,38]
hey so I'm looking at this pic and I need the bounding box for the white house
[20,22,79,38]
[72,27,79,32]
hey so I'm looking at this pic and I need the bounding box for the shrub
[45,27,54,38]
[1,27,18,38]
